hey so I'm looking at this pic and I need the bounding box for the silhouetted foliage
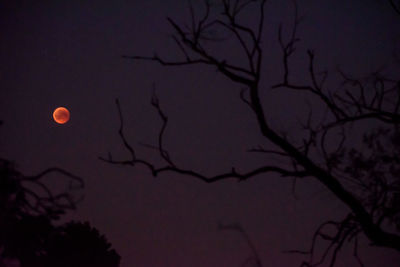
[0,159,62,265]
[343,128,400,231]
[0,157,120,266]
[103,0,400,266]
[0,214,53,266]
[42,221,120,267]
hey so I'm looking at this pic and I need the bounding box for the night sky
[1,0,400,266]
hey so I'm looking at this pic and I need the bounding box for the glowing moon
[53,107,70,124]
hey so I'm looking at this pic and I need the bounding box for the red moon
[53,107,70,124]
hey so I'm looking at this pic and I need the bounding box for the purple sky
[1,0,400,266]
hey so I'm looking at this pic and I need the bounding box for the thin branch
[218,222,263,267]
[116,99,136,162]
[151,88,175,166]
[390,0,400,16]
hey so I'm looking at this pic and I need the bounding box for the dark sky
[1,0,400,266]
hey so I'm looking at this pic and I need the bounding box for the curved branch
[390,0,400,16]
[218,222,263,267]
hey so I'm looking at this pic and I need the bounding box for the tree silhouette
[0,157,83,266]
[1,152,120,266]
[101,0,400,265]
[42,221,120,267]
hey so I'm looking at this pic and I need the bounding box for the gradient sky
[1,0,400,266]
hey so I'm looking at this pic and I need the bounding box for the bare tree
[101,0,400,265]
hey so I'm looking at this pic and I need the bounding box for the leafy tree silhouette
[101,0,400,265]
[0,158,62,266]
[1,132,120,266]
[42,221,120,267]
